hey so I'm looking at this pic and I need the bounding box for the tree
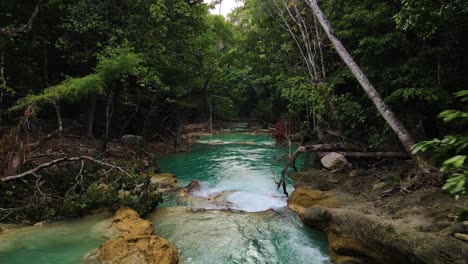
[11,46,142,142]
[306,0,432,175]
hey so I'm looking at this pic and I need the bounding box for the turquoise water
[152,133,330,263]
[0,132,329,264]
[0,214,111,264]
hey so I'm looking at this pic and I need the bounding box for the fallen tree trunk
[277,144,410,196]
[316,152,409,159]
[2,156,132,181]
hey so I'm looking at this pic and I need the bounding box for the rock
[327,230,382,264]
[108,207,154,238]
[34,222,44,227]
[454,233,468,242]
[288,188,340,215]
[320,152,352,172]
[372,182,386,193]
[84,207,179,264]
[302,206,332,229]
[120,135,143,145]
[84,235,179,264]
[310,207,467,264]
[150,173,177,192]
[186,180,202,195]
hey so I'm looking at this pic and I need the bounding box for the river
[0,132,329,264]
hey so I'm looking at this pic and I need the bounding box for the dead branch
[277,143,343,196]
[2,156,132,182]
[0,1,42,37]
[315,152,409,159]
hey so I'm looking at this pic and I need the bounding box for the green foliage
[96,46,142,83]
[11,46,141,113]
[412,91,468,197]
[334,94,366,129]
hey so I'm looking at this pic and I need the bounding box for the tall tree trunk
[306,0,430,172]
[86,94,97,139]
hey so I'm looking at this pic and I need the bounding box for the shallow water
[154,133,330,263]
[0,213,111,264]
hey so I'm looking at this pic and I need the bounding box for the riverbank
[287,167,468,263]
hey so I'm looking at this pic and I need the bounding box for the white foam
[225,191,287,212]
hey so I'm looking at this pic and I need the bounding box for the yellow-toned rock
[150,173,178,192]
[288,188,340,215]
[109,207,154,237]
[84,207,179,264]
[327,230,383,264]
[85,235,179,264]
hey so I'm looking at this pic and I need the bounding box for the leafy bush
[412,90,468,198]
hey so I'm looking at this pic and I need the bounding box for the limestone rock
[84,235,179,264]
[84,207,179,264]
[108,207,154,238]
[287,188,340,215]
[320,152,352,172]
[454,233,468,242]
[120,135,143,145]
[150,173,177,192]
[186,180,201,195]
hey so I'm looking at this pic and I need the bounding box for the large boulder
[108,207,154,238]
[120,135,144,145]
[301,207,467,264]
[320,152,352,172]
[84,207,179,264]
[150,173,177,192]
[84,235,179,264]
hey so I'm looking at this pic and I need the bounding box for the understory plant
[412,90,468,198]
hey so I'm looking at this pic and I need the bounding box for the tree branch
[2,156,132,182]
[0,0,42,37]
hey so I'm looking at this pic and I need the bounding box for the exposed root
[400,171,445,194]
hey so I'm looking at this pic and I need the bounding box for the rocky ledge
[84,207,179,264]
[288,169,468,264]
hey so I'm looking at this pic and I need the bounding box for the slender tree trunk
[208,98,213,134]
[0,51,5,130]
[306,0,430,172]
[86,94,97,139]
[53,103,63,133]
[101,87,114,152]
[175,119,183,150]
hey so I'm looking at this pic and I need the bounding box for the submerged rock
[320,152,352,172]
[84,207,179,264]
[186,180,202,195]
